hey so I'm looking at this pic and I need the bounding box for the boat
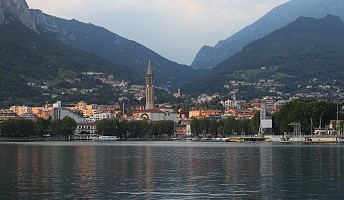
[289,136,305,142]
[92,136,120,141]
[74,133,98,141]
[304,127,339,143]
[337,137,344,143]
[225,135,270,142]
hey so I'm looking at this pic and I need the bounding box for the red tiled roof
[144,109,165,113]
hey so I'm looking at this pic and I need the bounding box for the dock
[225,136,269,142]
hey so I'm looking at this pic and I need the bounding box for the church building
[133,62,178,123]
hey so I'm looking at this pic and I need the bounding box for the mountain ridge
[192,0,344,69]
[0,17,140,107]
[0,0,207,88]
[0,0,36,31]
[184,15,344,98]
[30,9,207,87]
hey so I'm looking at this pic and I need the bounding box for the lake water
[0,141,344,199]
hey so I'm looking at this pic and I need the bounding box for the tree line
[190,99,340,136]
[273,99,340,134]
[0,116,176,139]
[190,113,260,137]
[1,117,77,138]
[96,119,175,138]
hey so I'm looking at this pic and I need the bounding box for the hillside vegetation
[0,21,140,107]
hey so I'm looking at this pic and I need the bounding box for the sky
[26,0,289,65]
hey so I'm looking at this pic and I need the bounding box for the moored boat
[92,136,120,141]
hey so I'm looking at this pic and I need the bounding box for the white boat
[289,136,305,142]
[337,137,344,143]
[92,136,120,141]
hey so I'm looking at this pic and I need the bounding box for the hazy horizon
[27,0,288,65]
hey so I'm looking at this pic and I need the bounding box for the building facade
[139,109,178,123]
[75,122,97,134]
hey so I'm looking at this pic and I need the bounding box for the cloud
[26,0,288,65]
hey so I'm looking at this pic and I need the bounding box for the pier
[225,135,269,142]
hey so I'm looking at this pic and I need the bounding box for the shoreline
[0,137,178,142]
[0,137,71,142]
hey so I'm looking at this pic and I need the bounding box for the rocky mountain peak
[0,0,37,31]
[30,9,59,32]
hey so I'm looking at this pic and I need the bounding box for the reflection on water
[0,141,344,199]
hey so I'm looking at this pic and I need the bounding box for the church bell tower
[145,61,154,110]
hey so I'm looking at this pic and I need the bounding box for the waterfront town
[0,62,343,142]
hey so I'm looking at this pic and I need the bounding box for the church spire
[147,60,153,74]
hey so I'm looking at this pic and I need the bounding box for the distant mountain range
[0,0,206,106]
[192,0,344,69]
[184,15,344,98]
[3,0,344,106]
[30,9,207,87]
[0,19,139,106]
[0,0,141,106]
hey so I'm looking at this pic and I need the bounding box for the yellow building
[189,110,201,118]
[75,101,99,118]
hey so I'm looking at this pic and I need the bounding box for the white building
[137,109,178,123]
[52,101,86,123]
[261,98,276,113]
[88,113,115,122]
[75,122,97,134]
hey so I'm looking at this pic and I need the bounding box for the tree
[34,118,51,137]
[96,119,120,136]
[50,119,62,137]
[190,118,201,136]
[217,119,226,137]
[1,119,34,138]
[153,120,175,137]
[127,120,149,138]
[224,117,235,136]
[118,120,129,138]
[1,119,16,138]
[208,119,218,137]
[60,117,77,137]
[14,119,34,138]
[234,119,251,135]
[250,111,260,134]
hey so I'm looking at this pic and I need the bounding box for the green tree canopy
[96,119,120,136]
[34,118,51,137]
[274,100,338,134]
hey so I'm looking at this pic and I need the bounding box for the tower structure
[258,100,273,135]
[145,61,154,110]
